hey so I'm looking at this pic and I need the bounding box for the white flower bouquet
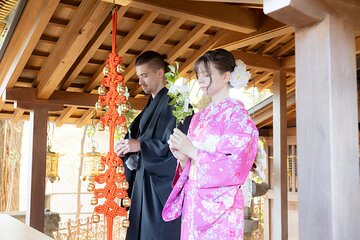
[164,62,193,125]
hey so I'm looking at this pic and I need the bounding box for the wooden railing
[53,216,127,240]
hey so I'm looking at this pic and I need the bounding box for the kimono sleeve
[196,108,259,189]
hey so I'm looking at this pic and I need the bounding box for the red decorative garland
[89,7,130,240]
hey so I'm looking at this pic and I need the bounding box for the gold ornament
[120,181,129,190]
[116,64,125,73]
[98,163,105,171]
[116,165,125,174]
[95,101,102,110]
[98,85,107,96]
[119,102,131,114]
[87,182,95,192]
[92,214,100,223]
[122,218,130,228]
[97,122,105,131]
[103,65,109,75]
[91,196,98,205]
[122,197,131,207]
[116,83,125,94]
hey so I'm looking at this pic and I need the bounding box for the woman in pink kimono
[162,49,258,239]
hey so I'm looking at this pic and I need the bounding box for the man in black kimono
[115,51,191,240]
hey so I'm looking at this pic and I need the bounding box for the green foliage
[165,62,193,125]
[86,125,96,138]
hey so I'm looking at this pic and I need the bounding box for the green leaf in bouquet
[168,64,176,73]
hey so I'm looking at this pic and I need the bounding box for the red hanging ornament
[91,7,130,240]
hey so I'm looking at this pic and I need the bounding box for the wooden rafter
[61,6,130,90]
[129,22,212,97]
[36,0,113,99]
[187,0,262,3]
[280,55,295,69]
[168,24,210,63]
[55,106,77,127]
[84,11,158,92]
[179,30,226,76]
[256,34,291,55]
[248,71,271,87]
[103,0,260,33]
[232,50,280,71]
[215,17,294,51]
[76,108,95,128]
[122,18,185,81]
[10,109,25,123]
[0,0,60,96]
[4,88,147,110]
[273,39,295,57]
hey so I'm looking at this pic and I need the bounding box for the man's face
[136,63,163,95]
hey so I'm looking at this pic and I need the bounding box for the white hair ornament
[229,59,251,89]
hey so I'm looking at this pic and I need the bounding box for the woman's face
[196,62,229,96]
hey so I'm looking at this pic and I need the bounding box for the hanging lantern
[46,146,61,183]
[82,146,103,182]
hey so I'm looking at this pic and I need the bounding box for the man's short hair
[135,51,168,72]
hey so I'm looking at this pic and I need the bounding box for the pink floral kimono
[162,98,258,240]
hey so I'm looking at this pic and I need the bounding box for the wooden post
[295,14,360,239]
[26,107,48,231]
[272,69,288,239]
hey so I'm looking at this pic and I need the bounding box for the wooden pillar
[295,14,360,239]
[12,99,63,232]
[272,69,288,239]
[26,108,48,231]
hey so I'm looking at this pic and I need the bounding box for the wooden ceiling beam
[10,109,26,124]
[105,0,260,33]
[248,71,271,87]
[0,0,60,97]
[186,0,262,3]
[55,106,77,127]
[232,50,280,71]
[122,18,186,81]
[4,88,147,110]
[61,6,129,90]
[36,0,113,99]
[214,17,294,51]
[179,30,226,76]
[252,91,295,127]
[76,108,95,128]
[272,39,295,57]
[84,11,158,92]
[256,33,290,55]
[130,22,211,97]
[167,24,211,63]
[280,55,295,69]
[263,0,329,28]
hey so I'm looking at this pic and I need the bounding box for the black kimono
[124,87,191,240]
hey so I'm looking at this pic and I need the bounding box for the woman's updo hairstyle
[194,48,236,77]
